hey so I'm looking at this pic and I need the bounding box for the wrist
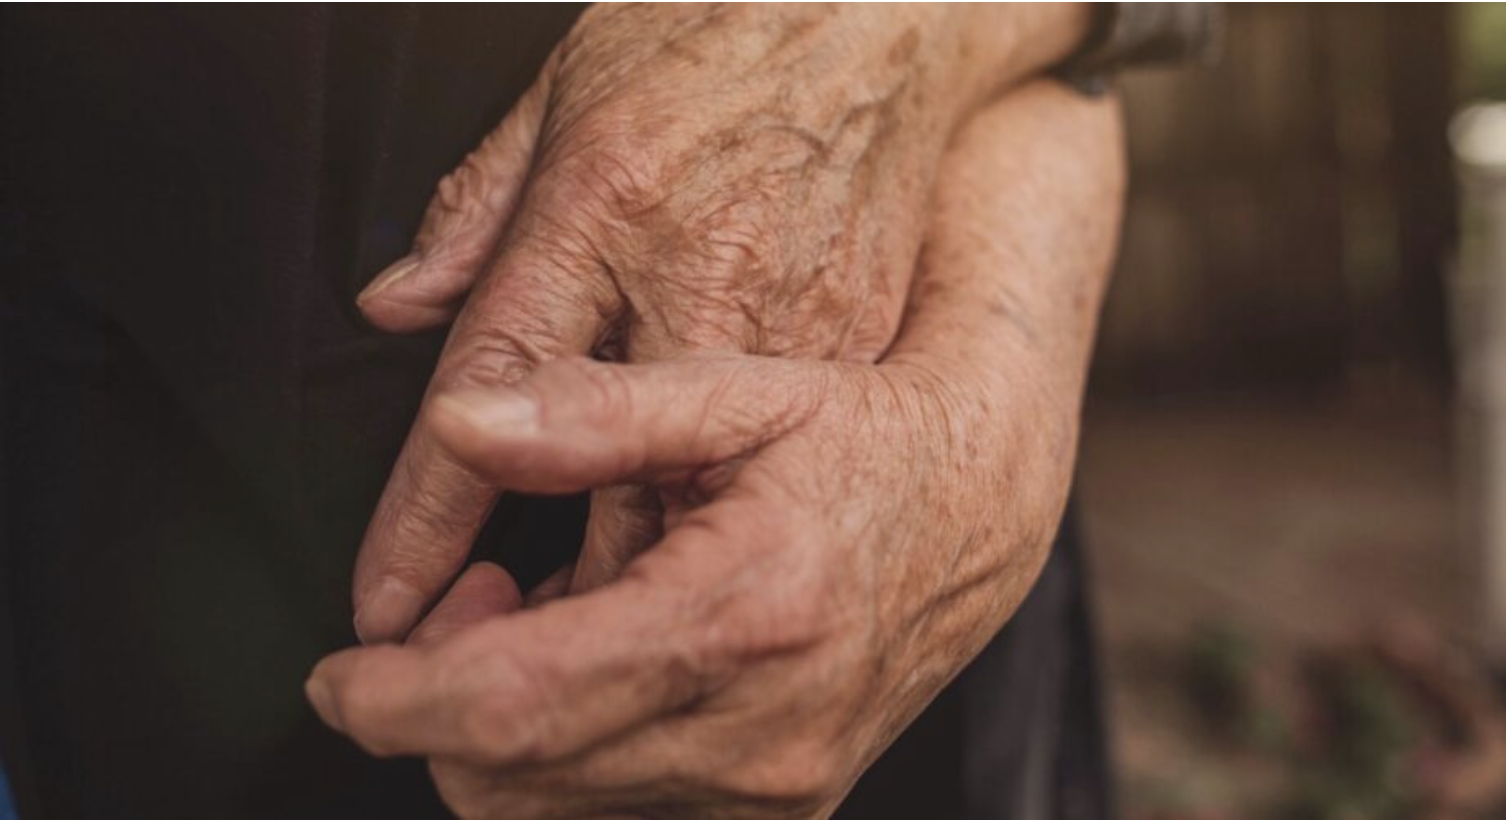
[949,3,1093,115]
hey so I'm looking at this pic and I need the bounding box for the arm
[308,79,1125,818]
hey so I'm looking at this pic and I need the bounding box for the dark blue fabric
[0,763,16,820]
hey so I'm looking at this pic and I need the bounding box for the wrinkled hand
[348,3,1091,638]
[309,83,1123,819]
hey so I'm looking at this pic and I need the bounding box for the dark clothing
[0,7,1111,819]
[1067,3,1220,78]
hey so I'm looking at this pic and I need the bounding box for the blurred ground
[1073,5,1506,816]
[1077,390,1498,818]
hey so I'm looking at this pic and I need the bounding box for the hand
[347,3,1092,639]
[308,82,1124,818]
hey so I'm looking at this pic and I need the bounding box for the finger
[573,485,662,593]
[314,540,740,764]
[426,355,825,495]
[524,562,575,608]
[358,70,552,332]
[408,562,524,648]
[352,181,624,646]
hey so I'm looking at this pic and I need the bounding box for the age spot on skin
[761,7,839,63]
[887,28,921,68]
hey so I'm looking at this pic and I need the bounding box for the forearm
[866,82,1125,712]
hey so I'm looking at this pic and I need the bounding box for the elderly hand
[308,82,1123,818]
[348,3,1092,639]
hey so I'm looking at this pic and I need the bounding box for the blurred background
[1078,5,1506,818]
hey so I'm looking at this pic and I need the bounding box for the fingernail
[358,255,422,303]
[353,576,425,644]
[439,389,540,435]
[304,676,342,730]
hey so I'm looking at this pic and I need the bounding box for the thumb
[428,355,827,494]
[357,70,552,332]
[405,562,523,647]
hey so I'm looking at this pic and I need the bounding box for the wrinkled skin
[347,3,1091,637]
[308,82,1125,819]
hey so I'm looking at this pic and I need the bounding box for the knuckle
[575,358,635,417]
[434,156,490,217]
[638,195,792,354]
[463,693,541,764]
[439,328,545,391]
[451,653,555,764]
[539,130,663,221]
[723,584,834,660]
[684,190,784,279]
[678,515,836,662]
[539,356,635,424]
[415,155,508,258]
[608,570,725,699]
[433,261,615,393]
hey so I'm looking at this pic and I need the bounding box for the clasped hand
[306,78,1121,818]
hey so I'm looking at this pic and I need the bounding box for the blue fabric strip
[0,761,16,820]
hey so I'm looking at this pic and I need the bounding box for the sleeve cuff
[1055,3,1223,94]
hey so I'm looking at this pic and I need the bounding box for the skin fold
[308,81,1125,819]
[343,3,1092,639]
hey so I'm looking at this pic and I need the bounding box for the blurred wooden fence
[1093,4,1456,396]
